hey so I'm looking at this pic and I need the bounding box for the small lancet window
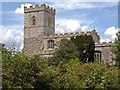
[32,16,36,25]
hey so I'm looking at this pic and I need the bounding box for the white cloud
[15,3,32,14]
[52,2,96,10]
[104,26,118,40]
[20,42,23,51]
[58,0,119,2]
[2,0,119,2]
[55,19,92,34]
[55,19,82,33]
[51,2,117,10]
[14,2,118,14]
[100,38,111,43]
[105,26,118,35]
[81,26,88,32]
[100,26,118,42]
[1,25,23,50]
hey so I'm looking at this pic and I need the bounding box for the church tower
[24,4,55,55]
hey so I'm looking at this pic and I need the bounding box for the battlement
[24,4,55,15]
[44,31,92,39]
[95,41,113,47]
[55,31,92,36]
[101,41,112,44]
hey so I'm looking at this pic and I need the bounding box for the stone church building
[23,4,115,64]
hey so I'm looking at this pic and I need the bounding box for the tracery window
[48,40,54,48]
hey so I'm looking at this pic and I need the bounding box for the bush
[2,45,119,89]
[2,51,47,88]
[52,59,119,89]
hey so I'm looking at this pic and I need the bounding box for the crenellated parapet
[95,41,113,47]
[24,4,55,15]
[44,31,93,39]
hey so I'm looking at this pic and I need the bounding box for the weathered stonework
[24,4,114,64]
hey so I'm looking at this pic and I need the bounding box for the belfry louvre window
[32,16,36,25]
[48,40,54,48]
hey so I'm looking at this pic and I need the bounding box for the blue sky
[0,1,119,50]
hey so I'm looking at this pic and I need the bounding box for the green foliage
[52,35,95,65]
[2,45,48,88]
[51,39,79,65]
[112,31,120,63]
[55,59,119,89]
[2,52,33,88]
[2,44,119,89]
[71,35,95,62]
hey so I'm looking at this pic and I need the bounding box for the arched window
[48,40,54,48]
[32,16,36,25]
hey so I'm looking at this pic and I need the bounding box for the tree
[112,31,120,63]
[51,39,79,65]
[71,35,95,63]
[2,44,48,88]
[54,59,119,89]
[2,43,120,89]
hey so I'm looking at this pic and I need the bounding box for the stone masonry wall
[24,4,114,64]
